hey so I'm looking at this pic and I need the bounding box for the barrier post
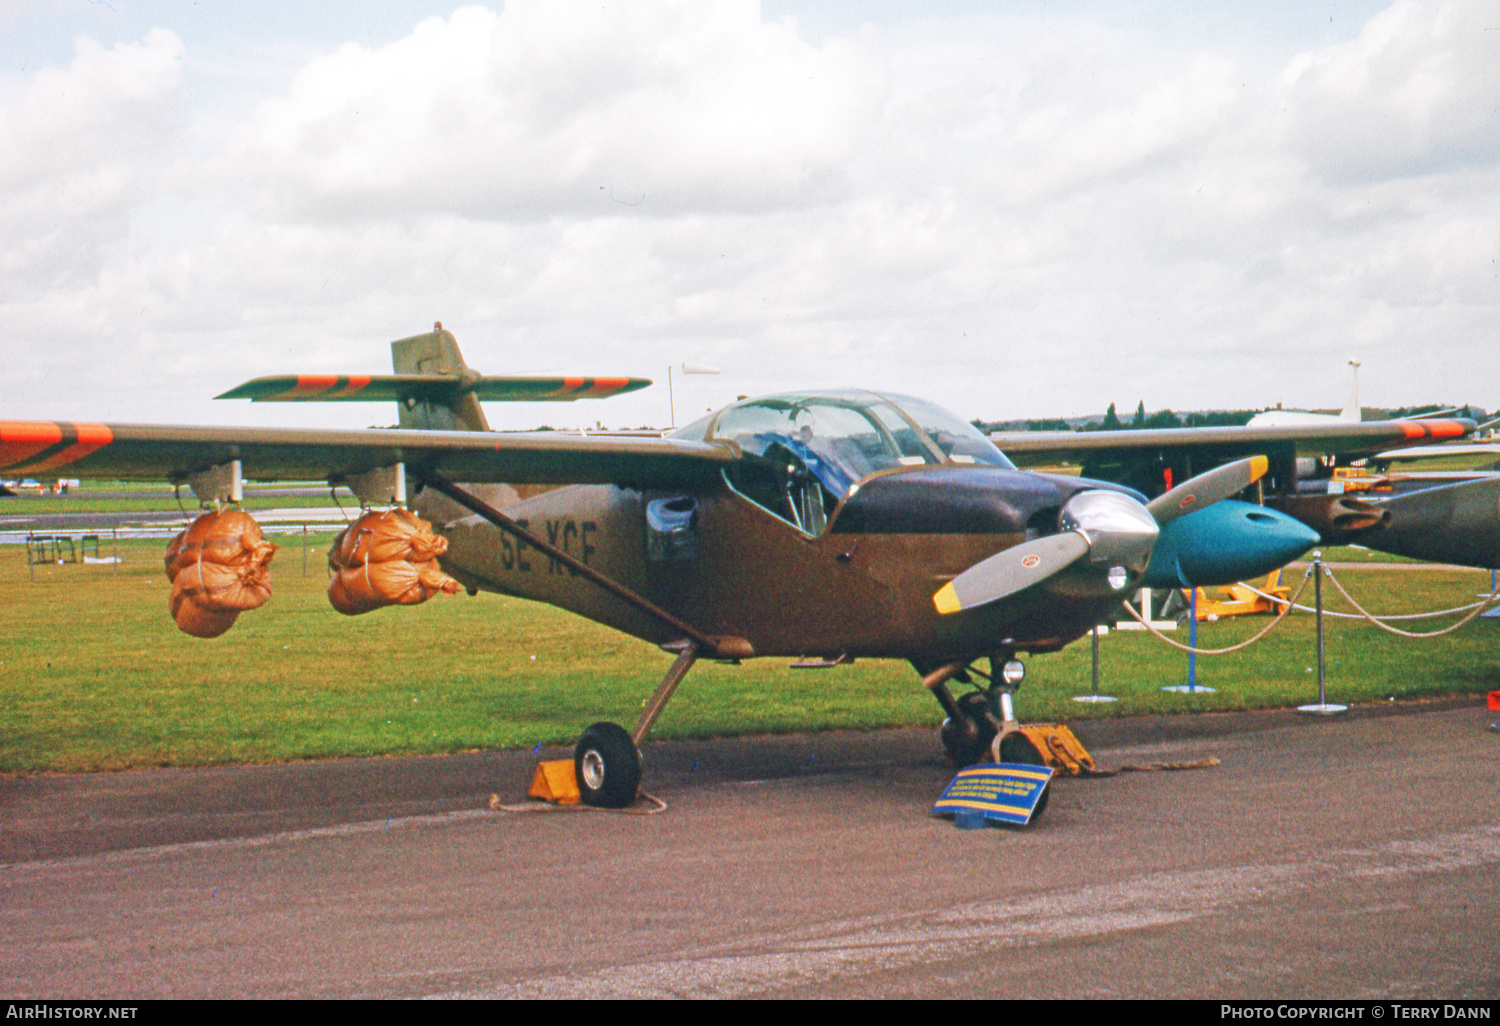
[1163,587,1216,693]
[1073,625,1117,703]
[1299,553,1347,715]
[1189,589,1197,689]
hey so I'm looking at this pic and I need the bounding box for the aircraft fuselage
[423,468,1133,663]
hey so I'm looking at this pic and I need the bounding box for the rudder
[390,322,490,432]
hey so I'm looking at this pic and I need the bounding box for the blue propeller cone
[1138,500,1319,589]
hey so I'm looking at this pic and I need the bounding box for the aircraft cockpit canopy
[674,390,1016,535]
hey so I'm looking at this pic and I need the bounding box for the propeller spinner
[933,456,1269,614]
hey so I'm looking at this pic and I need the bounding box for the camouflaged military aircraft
[2,325,1329,807]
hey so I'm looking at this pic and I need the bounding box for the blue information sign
[932,762,1054,828]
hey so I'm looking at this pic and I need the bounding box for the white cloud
[0,27,183,298]
[1,3,1496,429]
[1279,0,1500,183]
[232,2,886,221]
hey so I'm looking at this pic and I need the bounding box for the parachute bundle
[327,508,460,616]
[165,510,278,638]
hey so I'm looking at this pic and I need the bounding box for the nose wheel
[925,657,1052,819]
[940,690,998,766]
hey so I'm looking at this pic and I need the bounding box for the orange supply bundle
[164,510,277,638]
[327,508,460,616]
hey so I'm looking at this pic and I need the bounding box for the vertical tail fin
[1340,360,1361,423]
[390,322,491,432]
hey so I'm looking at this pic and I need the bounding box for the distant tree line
[971,401,1489,434]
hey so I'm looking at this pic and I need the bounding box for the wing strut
[418,474,730,657]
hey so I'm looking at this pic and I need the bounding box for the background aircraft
[991,413,1493,569]
[0,325,1319,807]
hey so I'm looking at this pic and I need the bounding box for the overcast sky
[2,1,1496,432]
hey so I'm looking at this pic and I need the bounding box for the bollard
[1299,553,1347,715]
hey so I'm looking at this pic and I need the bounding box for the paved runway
[2,699,1496,999]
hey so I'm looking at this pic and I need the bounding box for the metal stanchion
[1163,586,1215,694]
[1073,625,1117,703]
[1299,552,1347,715]
[302,523,309,577]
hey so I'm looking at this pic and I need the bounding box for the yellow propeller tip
[1250,455,1269,481]
[933,583,963,615]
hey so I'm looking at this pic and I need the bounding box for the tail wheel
[574,722,642,808]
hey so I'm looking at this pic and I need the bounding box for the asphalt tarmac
[2,698,1496,999]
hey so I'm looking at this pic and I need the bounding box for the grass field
[2,537,1497,773]
[0,482,354,515]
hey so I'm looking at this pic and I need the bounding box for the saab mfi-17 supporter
[0,325,1318,808]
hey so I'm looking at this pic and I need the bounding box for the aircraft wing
[215,374,651,403]
[0,420,739,489]
[1375,442,1500,461]
[992,419,1475,469]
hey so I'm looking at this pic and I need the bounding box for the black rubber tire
[574,722,642,808]
[998,731,1045,764]
[940,691,997,766]
[998,732,1050,820]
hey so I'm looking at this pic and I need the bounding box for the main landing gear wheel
[940,691,998,767]
[574,722,642,808]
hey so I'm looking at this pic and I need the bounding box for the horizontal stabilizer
[216,374,651,403]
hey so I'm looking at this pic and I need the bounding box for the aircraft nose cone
[1140,500,1320,589]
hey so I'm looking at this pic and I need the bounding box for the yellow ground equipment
[1016,723,1097,776]
[1186,569,1290,621]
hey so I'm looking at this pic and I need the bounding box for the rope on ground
[1118,568,1312,655]
[1320,566,1500,639]
[487,792,669,815]
[1078,756,1222,778]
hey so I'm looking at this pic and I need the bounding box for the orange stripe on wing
[1425,420,1467,439]
[0,421,65,469]
[283,375,341,399]
[1,422,113,473]
[581,376,632,397]
[331,375,371,397]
